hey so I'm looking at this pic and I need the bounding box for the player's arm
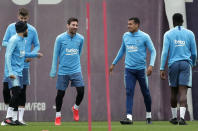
[145,35,156,76]
[190,33,197,67]
[160,33,170,80]
[50,36,61,78]
[31,29,40,53]
[25,52,43,58]
[109,38,126,74]
[79,37,84,56]
[2,26,11,47]
[5,39,16,78]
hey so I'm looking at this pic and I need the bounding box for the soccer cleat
[72,106,79,121]
[14,120,25,126]
[19,121,27,125]
[55,117,61,126]
[146,118,152,124]
[4,117,17,125]
[1,121,7,126]
[120,117,133,125]
[178,118,187,125]
[169,118,178,125]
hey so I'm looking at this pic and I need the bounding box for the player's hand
[9,75,16,79]
[25,58,33,62]
[37,53,43,58]
[160,70,166,80]
[146,66,153,76]
[109,64,115,75]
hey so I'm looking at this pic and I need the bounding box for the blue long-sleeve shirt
[5,34,38,77]
[112,30,156,69]
[50,32,84,77]
[160,26,197,70]
[2,23,40,68]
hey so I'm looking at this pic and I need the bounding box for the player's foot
[120,117,133,125]
[14,120,25,126]
[169,118,178,125]
[19,121,27,125]
[55,117,61,126]
[1,121,7,126]
[178,118,187,125]
[72,106,79,121]
[4,117,16,125]
[146,118,152,124]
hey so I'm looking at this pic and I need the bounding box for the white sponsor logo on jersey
[174,40,185,47]
[65,48,78,55]
[126,45,138,52]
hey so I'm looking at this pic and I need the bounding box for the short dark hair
[18,8,29,16]
[129,17,140,25]
[173,13,183,27]
[67,17,78,25]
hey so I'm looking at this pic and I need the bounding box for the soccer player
[109,17,156,124]
[3,21,42,125]
[1,8,40,125]
[50,17,85,126]
[160,13,197,125]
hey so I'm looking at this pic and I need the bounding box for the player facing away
[3,21,42,125]
[1,8,40,125]
[160,13,197,125]
[109,17,156,124]
[50,17,85,126]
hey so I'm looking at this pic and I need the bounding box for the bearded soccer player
[1,8,40,125]
[160,13,197,125]
[50,17,85,126]
[3,21,42,125]
[109,17,156,124]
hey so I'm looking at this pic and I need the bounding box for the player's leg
[137,69,152,124]
[4,76,23,125]
[120,68,136,124]
[70,72,85,121]
[168,61,179,125]
[55,75,69,125]
[18,68,29,124]
[178,61,191,125]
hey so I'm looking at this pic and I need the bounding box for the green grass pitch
[0,121,198,131]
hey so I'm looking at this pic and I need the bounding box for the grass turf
[0,121,198,131]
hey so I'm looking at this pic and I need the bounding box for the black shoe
[146,118,152,124]
[4,118,17,126]
[169,118,178,125]
[120,118,133,125]
[14,120,26,126]
[178,118,187,125]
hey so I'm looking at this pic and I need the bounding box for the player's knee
[57,90,65,99]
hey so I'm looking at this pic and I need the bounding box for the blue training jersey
[112,30,156,70]
[5,34,38,77]
[50,32,84,77]
[160,26,197,70]
[2,23,40,68]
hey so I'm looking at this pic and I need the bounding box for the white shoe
[1,121,7,126]
[19,121,27,125]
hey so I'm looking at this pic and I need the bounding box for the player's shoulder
[76,33,84,40]
[7,23,15,29]
[27,24,37,32]
[56,32,66,41]
[9,34,18,43]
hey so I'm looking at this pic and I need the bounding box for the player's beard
[23,32,28,37]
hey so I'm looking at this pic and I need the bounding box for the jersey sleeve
[50,36,61,77]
